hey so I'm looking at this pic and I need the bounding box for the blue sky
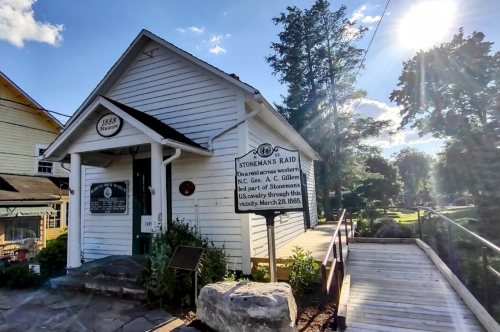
[1,0,499,158]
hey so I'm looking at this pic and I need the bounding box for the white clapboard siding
[171,131,243,270]
[107,40,239,148]
[247,116,318,257]
[81,158,133,261]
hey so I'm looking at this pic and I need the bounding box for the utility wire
[0,97,71,118]
[0,120,59,134]
[354,0,391,80]
[0,151,38,158]
[0,103,61,120]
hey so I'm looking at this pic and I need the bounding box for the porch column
[151,142,163,230]
[68,153,82,268]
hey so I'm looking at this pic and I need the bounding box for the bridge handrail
[418,207,500,255]
[321,208,347,297]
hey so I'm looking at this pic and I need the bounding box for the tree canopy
[267,0,391,218]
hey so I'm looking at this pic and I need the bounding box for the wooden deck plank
[254,223,351,262]
[345,243,486,332]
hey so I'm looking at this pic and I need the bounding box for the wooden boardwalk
[275,223,346,261]
[344,243,486,332]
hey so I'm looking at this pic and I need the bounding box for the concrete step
[50,275,147,301]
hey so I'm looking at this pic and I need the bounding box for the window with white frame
[36,145,53,175]
[47,204,61,229]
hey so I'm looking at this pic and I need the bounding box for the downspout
[207,103,263,152]
[161,148,181,230]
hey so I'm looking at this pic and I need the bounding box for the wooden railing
[321,208,348,295]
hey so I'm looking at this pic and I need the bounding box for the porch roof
[0,174,67,202]
[43,95,210,163]
[101,96,203,149]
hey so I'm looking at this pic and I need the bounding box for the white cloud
[176,26,205,34]
[362,15,381,23]
[350,4,367,23]
[188,26,204,33]
[203,34,230,55]
[0,0,63,47]
[209,45,226,54]
[211,35,222,43]
[357,99,441,148]
[226,33,232,38]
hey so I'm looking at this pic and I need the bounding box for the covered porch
[43,96,212,269]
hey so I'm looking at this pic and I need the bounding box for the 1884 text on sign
[235,144,304,213]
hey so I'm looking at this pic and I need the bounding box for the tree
[390,29,500,200]
[355,155,402,206]
[390,28,500,228]
[267,1,392,218]
[392,148,432,206]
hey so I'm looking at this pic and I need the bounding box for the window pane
[37,147,53,174]
[4,217,40,241]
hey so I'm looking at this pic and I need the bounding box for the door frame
[132,157,172,255]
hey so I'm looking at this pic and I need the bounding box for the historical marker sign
[90,181,127,213]
[235,144,304,213]
[234,143,305,283]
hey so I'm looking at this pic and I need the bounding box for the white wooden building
[44,30,320,274]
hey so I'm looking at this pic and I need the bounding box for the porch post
[68,153,82,268]
[151,142,163,230]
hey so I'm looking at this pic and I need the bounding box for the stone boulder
[196,281,297,332]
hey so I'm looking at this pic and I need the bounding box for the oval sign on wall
[96,113,123,137]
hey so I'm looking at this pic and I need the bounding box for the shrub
[36,232,67,277]
[283,246,319,294]
[0,263,41,288]
[252,265,270,282]
[139,219,229,305]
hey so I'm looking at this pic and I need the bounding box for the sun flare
[399,0,456,50]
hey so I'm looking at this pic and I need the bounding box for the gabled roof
[63,29,258,130]
[58,29,320,160]
[0,70,62,127]
[43,96,209,161]
[101,96,203,149]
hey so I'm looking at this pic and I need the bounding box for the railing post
[338,230,344,281]
[417,208,422,240]
[447,223,453,263]
[344,210,348,244]
[349,207,353,235]
[321,264,327,293]
[481,247,490,311]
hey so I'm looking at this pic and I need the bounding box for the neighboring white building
[44,30,320,274]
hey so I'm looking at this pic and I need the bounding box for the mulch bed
[295,284,337,332]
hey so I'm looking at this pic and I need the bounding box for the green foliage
[0,264,41,289]
[355,155,402,206]
[36,232,67,277]
[252,265,270,282]
[267,0,392,218]
[139,219,229,305]
[283,246,319,294]
[392,148,433,205]
[0,231,67,289]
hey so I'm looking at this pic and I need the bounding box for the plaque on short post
[168,246,204,305]
[234,143,305,282]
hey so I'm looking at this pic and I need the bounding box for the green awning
[0,206,57,218]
